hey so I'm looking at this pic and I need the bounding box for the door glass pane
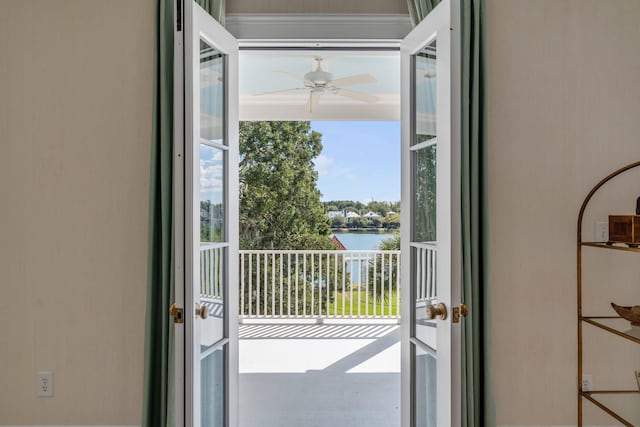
[414,40,437,145]
[412,245,437,348]
[199,246,225,347]
[200,39,225,146]
[198,38,227,427]
[414,343,437,427]
[413,145,437,243]
[200,144,225,243]
[201,346,225,427]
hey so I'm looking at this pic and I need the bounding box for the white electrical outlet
[37,371,53,397]
[582,374,593,392]
[595,222,608,242]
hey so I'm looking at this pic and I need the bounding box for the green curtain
[460,1,495,426]
[409,0,494,425]
[406,0,442,26]
[143,0,175,426]
[196,0,226,25]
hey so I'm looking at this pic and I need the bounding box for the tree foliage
[239,121,332,250]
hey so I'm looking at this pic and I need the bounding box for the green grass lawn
[328,289,399,317]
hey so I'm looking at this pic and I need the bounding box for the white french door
[176,1,239,426]
[400,0,462,426]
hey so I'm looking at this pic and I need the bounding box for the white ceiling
[239,50,400,121]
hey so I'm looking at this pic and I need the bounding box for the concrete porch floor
[239,323,401,427]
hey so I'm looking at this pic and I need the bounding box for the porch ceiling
[239,51,400,121]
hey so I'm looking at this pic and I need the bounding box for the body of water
[331,231,396,250]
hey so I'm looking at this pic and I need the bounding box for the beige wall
[227,0,408,14]
[0,0,153,424]
[487,0,640,425]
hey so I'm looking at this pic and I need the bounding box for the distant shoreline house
[363,211,381,220]
[345,211,360,224]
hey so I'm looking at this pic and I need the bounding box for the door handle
[195,303,209,320]
[426,303,447,320]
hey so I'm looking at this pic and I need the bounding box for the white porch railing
[239,250,401,320]
[413,243,437,301]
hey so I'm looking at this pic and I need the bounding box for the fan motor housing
[304,70,333,84]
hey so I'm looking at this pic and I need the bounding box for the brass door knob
[195,303,209,320]
[460,303,469,317]
[426,303,447,320]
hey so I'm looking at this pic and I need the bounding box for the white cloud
[315,154,357,183]
[314,154,334,176]
[200,157,224,200]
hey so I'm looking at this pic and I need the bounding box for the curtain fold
[196,0,226,26]
[143,1,174,426]
[460,0,495,426]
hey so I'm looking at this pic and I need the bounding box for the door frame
[173,10,460,427]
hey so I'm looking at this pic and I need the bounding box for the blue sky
[311,121,400,203]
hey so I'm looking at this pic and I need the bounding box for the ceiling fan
[253,57,379,112]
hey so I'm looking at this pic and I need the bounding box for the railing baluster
[357,252,362,317]
[365,253,369,317]
[311,254,315,317]
[271,252,276,317]
[396,253,400,316]
[341,254,346,316]
[318,253,322,316]
[287,253,291,317]
[295,253,299,317]
[349,254,354,318]
[382,252,386,317]
[256,253,260,316]
[240,252,245,316]
[248,253,253,316]
[303,254,307,316]
[333,253,338,318]
[373,253,377,316]
[279,254,284,317]
[326,253,330,317]
[264,253,268,316]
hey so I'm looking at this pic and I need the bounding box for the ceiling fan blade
[329,73,377,87]
[307,91,322,112]
[334,89,378,104]
[274,71,312,85]
[253,87,307,96]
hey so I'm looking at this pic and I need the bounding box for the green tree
[330,215,346,228]
[384,212,401,230]
[239,121,332,250]
[238,121,348,316]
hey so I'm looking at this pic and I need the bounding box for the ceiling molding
[226,13,412,41]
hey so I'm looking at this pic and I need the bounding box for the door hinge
[169,303,184,324]
[452,303,469,324]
